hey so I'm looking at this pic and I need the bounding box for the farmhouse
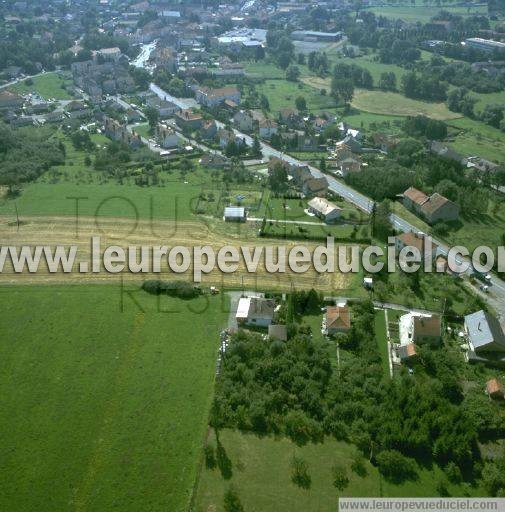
[258,119,278,139]
[236,297,275,327]
[307,197,342,223]
[402,187,460,224]
[325,305,351,335]
[199,120,217,140]
[224,206,246,222]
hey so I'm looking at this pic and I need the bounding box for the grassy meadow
[194,429,485,512]
[0,285,229,512]
[10,71,74,100]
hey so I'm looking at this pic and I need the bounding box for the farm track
[0,215,349,292]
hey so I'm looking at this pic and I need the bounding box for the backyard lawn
[0,285,229,512]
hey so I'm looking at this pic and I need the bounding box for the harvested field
[0,215,350,292]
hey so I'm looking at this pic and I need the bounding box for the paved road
[124,91,505,320]
[230,129,505,320]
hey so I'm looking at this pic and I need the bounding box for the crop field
[0,285,229,512]
[10,72,74,100]
[0,214,349,292]
[194,429,485,512]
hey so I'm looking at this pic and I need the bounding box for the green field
[447,117,505,163]
[0,285,229,512]
[194,429,484,512]
[251,79,336,115]
[10,72,74,100]
[352,89,462,121]
[368,4,487,22]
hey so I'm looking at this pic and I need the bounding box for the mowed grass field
[351,89,461,121]
[252,79,336,115]
[368,4,487,22]
[447,117,505,164]
[194,429,485,512]
[0,285,229,512]
[10,72,74,100]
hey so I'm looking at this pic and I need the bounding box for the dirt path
[0,215,349,292]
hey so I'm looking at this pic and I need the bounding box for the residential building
[199,120,217,140]
[258,119,278,139]
[175,109,203,130]
[399,313,441,346]
[200,153,230,169]
[146,96,179,118]
[156,124,179,149]
[236,297,275,326]
[412,315,442,345]
[233,110,254,132]
[104,117,142,148]
[0,90,24,110]
[465,310,505,367]
[224,206,246,222]
[307,197,342,223]
[325,305,351,335]
[395,232,439,260]
[195,86,241,107]
[402,187,460,224]
[218,129,246,149]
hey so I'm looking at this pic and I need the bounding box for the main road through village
[145,83,505,320]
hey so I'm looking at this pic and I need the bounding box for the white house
[236,297,275,327]
[307,197,342,223]
[259,119,278,139]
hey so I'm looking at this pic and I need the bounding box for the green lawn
[0,285,229,512]
[351,89,462,121]
[194,429,485,512]
[11,72,74,100]
[0,130,219,221]
[447,117,505,164]
[251,79,336,115]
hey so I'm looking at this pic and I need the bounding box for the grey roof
[465,310,505,351]
[224,206,245,217]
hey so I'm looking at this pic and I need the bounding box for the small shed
[224,206,246,222]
